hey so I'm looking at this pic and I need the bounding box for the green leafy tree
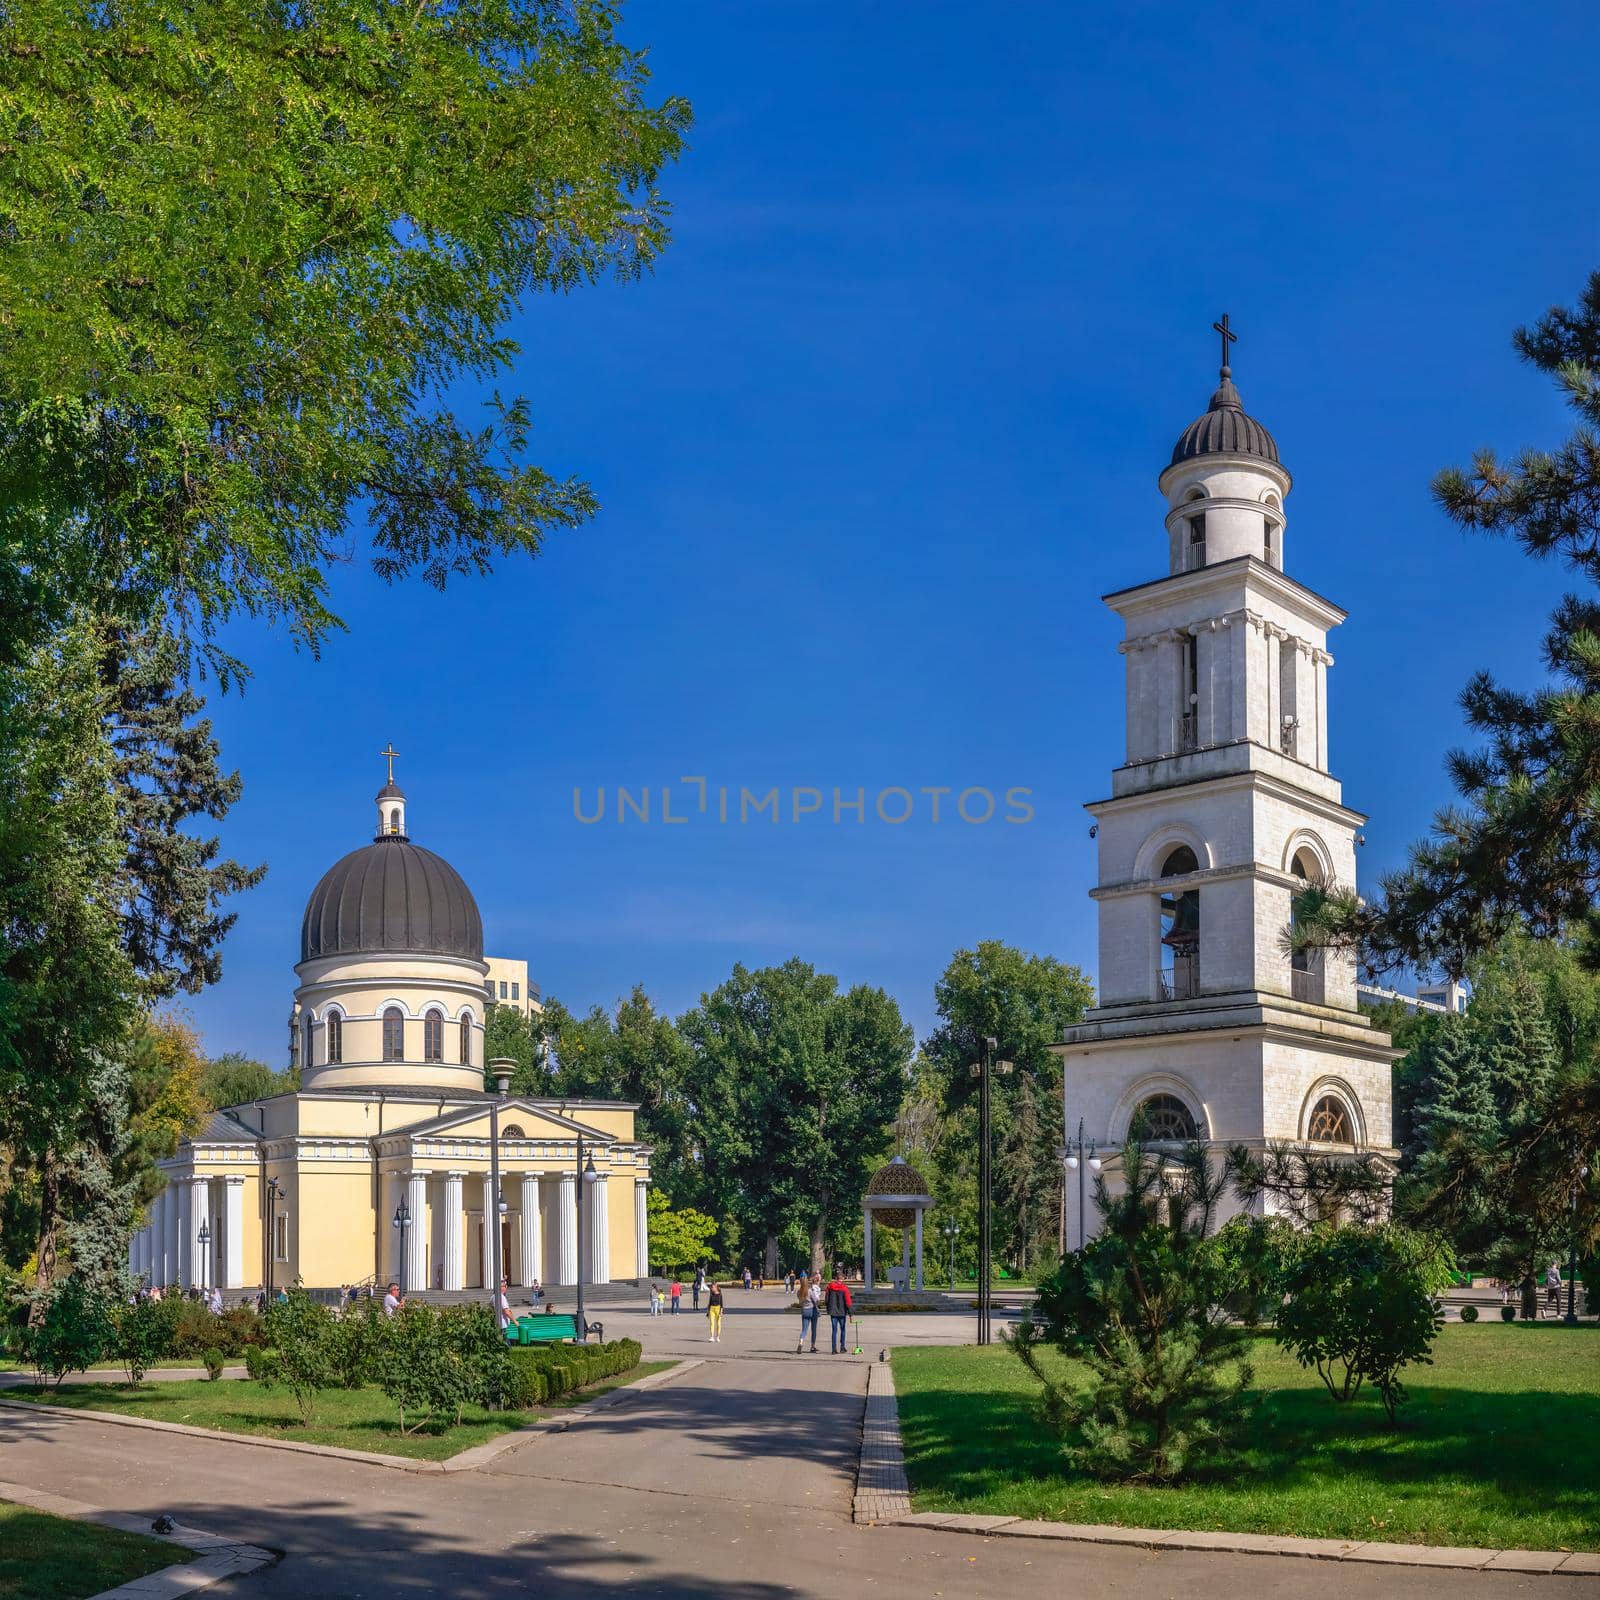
[678,959,914,1275]
[22,1275,114,1389]
[261,1289,336,1421]
[201,1053,298,1111]
[1273,1225,1450,1422]
[646,1191,717,1272]
[920,943,1094,1272]
[113,1296,171,1385]
[0,0,690,671]
[484,1003,543,1093]
[1009,1135,1258,1483]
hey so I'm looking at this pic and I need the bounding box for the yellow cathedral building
[131,767,650,1296]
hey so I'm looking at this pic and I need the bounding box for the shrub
[114,1298,171,1384]
[260,1289,336,1419]
[329,1299,389,1389]
[504,1351,549,1408]
[244,1343,278,1381]
[439,1303,509,1414]
[23,1276,115,1389]
[167,1300,221,1358]
[1010,1138,1256,1483]
[1273,1224,1448,1422]
[1459,1304,1479,1323]
[1501,1304,1517,1322]
[202,1347,225,1381]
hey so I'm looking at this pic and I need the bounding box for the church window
[1278,637,1299,757]
[460,1013,472,1066]
[303,1016,315,1071]
[1179,634,1199,751]
[1158,845,1200,1000]
[1289,849,1325,1001]
[383,1006,404,1062]
[502,1124,526,1140]
[1308,1095,1352,1143]
[1133,1093,1199,1143]
[274,1212,289,1261]
[326,1012,342,1065]
[424,1008,444,1062]
[1187,511,1206,571]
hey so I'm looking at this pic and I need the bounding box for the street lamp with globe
[1062,1118,1102,1250]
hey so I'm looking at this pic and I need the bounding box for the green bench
[505,1312,604,1345]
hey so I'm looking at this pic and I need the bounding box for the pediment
[392,1097,617,1145]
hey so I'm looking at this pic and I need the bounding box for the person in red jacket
[824,1271,853,1354]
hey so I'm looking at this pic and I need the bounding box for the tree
[0,0,690,673]
[1009,1136,1258,1483]
[646,1191,717,1273]
[201,1052,297,1111]
[483,1003,543,1094]
[920,943,1095,1271]
[677,959,914,1275]
[122,1014,210,1209]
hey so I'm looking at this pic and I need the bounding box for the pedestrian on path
[497,1278,512,1330]
[742,1266,752,1291]
[797,1273,822,1353]
[670,1278,683,1314]
[647,1281,660,1316]
[706,1280,724,1342]
[1547,1261,1563,1313]
[825,1270,852,1354]
[692,1266,704,1310]
[383,1282,402,1317]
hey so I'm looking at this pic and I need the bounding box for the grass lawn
[893,1325,1600,1552]
[0,1500,189,1600]
[8,1361,675,1462]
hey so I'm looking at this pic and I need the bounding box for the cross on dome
[1212,311,1237,379]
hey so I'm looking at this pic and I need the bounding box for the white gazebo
[862,1156,933,1291]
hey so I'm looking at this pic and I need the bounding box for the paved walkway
[0,1302,1568,1598]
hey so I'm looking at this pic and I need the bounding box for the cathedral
[1056,323,1398,1240]
[131,770,650,1296]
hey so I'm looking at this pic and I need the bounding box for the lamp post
[1062,1118,1102,1251]
[575,1136,598,1342]
[392,1197,411,1294]
[488,1060,514,1321]
[264,1177,285,1299]
[197,1220,211,1293]
[1566,1164,1590,1326]
[970,1036,1012,1346]
[943,1223,960,1287]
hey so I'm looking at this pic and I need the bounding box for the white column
[443,1171,465,1291]
[406,1172,429,1293]
[188,1177,210,1290]
[175,1177,193,1290]
[863,1205,874,1288]
[166,1183,180,1288]
[634,1180,649,1278]
[914,1209,924,1292]
[520,1174,541,1286]
[224,1177,245,1289]
[480,1172,495,1291]
[590,1175,610,1285]
[558,1171,577,1285]
[1315,653,1331,771]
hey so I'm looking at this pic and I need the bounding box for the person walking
[825,1269,852,1354]
[647,1280,660,1317]
[706,1279,724,1342]
[797,1272,822,1353]
[1547,1260,1563,1314]
[742,1266,752,1291]
[692,1266,704,1310]
[497,1277,512,1331]
[670,1277,683,1314]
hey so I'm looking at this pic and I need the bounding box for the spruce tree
[1409,1015,1498,1158]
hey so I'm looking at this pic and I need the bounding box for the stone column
[481,1172,496,1291]
[224,1177,245,1288]
[589,1174,610,1285]
[557,1171,577,1285]
[634,1180,649,1279]
[188,1176,211,1290]
[520,1174,541,1287]
[914,1208,924,1292]
[175,1176,193,1290]
[443,1171,466,1291]
[1315,651,1331,772]
[406,1172,429,1293]
[863,1205,874,1289]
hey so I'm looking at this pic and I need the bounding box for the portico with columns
[132,762,651,1296]
[1054,320,1398,1245]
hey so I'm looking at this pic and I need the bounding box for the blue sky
[188,0,1600,1063]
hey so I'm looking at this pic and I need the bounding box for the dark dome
[300,837,483,963]
[1170,372,1280,468]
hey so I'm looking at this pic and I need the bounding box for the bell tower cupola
[1158,313,1292,575]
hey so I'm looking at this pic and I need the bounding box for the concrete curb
[0,1476,275,1599]
[856,1362,1600,1575]
[0,1359,693,1478]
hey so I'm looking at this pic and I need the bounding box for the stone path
[0,1303,1578,1597]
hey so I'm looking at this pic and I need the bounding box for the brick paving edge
[0,1475,276,1599]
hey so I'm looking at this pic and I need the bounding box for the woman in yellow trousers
[706,1280,724,1342]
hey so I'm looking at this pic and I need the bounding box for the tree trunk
[809,1217,826,1278]
[763,1233,779,1279]
[31,1153,61,1325]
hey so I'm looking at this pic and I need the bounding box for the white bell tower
[1056,318,1396,1242]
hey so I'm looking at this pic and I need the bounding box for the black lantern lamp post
[575,1141,599,1341]
[1566,1164,1591,1326]
[1062,1118,1102,1250]
[196,1220,211,1293]
[969,1036,1012,1345]
[392,1197,412,1294]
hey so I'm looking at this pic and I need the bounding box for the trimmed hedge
[505,1338,643,1410]
[1459,1304,1478,1323]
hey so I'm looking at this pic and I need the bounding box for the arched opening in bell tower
[1158,844,1200,1000]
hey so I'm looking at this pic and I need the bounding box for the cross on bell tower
[1212,312,1237,378]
